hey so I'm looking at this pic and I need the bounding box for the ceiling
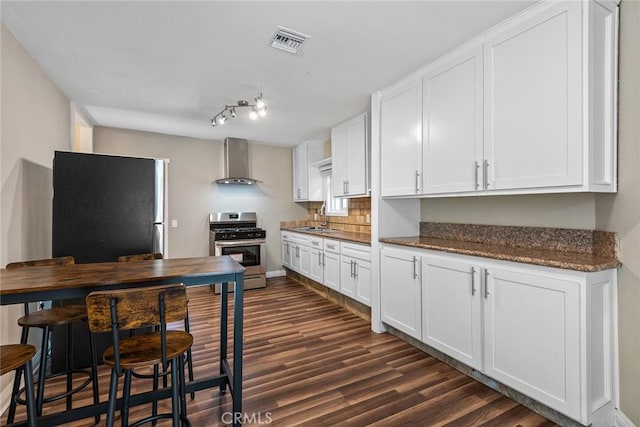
[2,1,535,146]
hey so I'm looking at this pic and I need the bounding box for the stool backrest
[117,252,163,262]
[85,284,187,333]
[6,256,75,269]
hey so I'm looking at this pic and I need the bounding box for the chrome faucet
[319,202,328,228]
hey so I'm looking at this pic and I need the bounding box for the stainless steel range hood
[216,137,262,185]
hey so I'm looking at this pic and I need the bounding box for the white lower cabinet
[281,235,292,269]
[421,255,482,370]
[309,237,324,284]
[380,246,422,340]
[341,242,372,306]
[484,267,581,419]
[323,239,341,292]
[380,244,616,425]
[281,232,371,306]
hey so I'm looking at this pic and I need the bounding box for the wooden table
[0,256,245,427]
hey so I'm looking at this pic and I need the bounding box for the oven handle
[214,239,266,247]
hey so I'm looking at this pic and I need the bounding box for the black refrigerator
[51,151,166,369]
[52,151,165,263]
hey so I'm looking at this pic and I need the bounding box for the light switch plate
[171,219,178,228]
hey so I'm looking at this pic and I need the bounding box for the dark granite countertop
[379,236,620,272]
[281,227,370,245]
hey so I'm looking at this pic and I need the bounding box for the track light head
[210,93,266,126]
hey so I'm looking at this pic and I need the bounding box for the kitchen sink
[294,226,336,232]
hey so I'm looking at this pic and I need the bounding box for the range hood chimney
[216,138,262,185]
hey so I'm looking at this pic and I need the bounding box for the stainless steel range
[209,212,266,291]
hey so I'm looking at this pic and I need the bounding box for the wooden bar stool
[118,253,195,401]
[86,284,193,427]
[5,257,100,423]
[1,344,37,427]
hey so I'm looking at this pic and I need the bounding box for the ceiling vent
[269,26,310,54]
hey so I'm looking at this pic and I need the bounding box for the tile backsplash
[307,197,371,233]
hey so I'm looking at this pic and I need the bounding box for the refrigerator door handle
[153,223,164,255]
[154,159,165,224]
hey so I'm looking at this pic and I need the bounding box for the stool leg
[23,359,37,427]
[184,315,194,400]
[152,364,159,425]
[106,369,119,427]
[36,326,51,416]
[170,358,179,427]
[89,330,100,423]
[121,369,132,427]
[178,355,187,420]
[66,323,73,411]
[8,326,30,423]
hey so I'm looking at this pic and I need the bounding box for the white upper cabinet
[484,1,583,190]
[380,79,423,197]
[379,0,618,198]
[292,140,324,202]
[331,113,369,198]
[422,46,484,194]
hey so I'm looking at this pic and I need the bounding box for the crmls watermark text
[221,412,273,424]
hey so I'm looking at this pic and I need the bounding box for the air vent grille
[270,27,310,54]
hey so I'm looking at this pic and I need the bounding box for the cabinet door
[421,255,482,370]
[298,244,311,278]
[290,244,301,272]
[354,260,371,307]
[281,240,291,268]
[340,257,356,299]
[381,247,422,339]
[323,251,340,292]
[309,248,324,283]
[484,2,582,190]
[484,267,580,419]
[331,124,349,197]
[381,79,423,197]
[423,46,483,194]
[292,144,308,201]
[346,114,367,196]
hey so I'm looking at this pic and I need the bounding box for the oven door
[214,239,266,275]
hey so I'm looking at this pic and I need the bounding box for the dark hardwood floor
[3,277,557,426]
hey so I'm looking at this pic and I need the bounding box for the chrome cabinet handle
[350,260,354,277]
[471,267,476,295]
[474,161,480,189]
[412,256,418,279]
[415,171,421,193]
[484,269,490,299]
[353,261,358,278]
[483,159,490,188]
[345,180,349,194]
[322,252,325,266]
[318,252,322,266]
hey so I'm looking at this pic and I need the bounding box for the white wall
[421,193,596,229]
[0,23,71,393]
[93,127,307,273]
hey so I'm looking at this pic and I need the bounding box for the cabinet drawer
[341,242,371,262]
[288,232,310,246]
[309,236,323,248]
[323,239,341,254]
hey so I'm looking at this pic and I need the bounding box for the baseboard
[267,269,285,278]
[616,410,637,427]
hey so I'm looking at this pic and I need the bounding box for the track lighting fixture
[210,93,267,127]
